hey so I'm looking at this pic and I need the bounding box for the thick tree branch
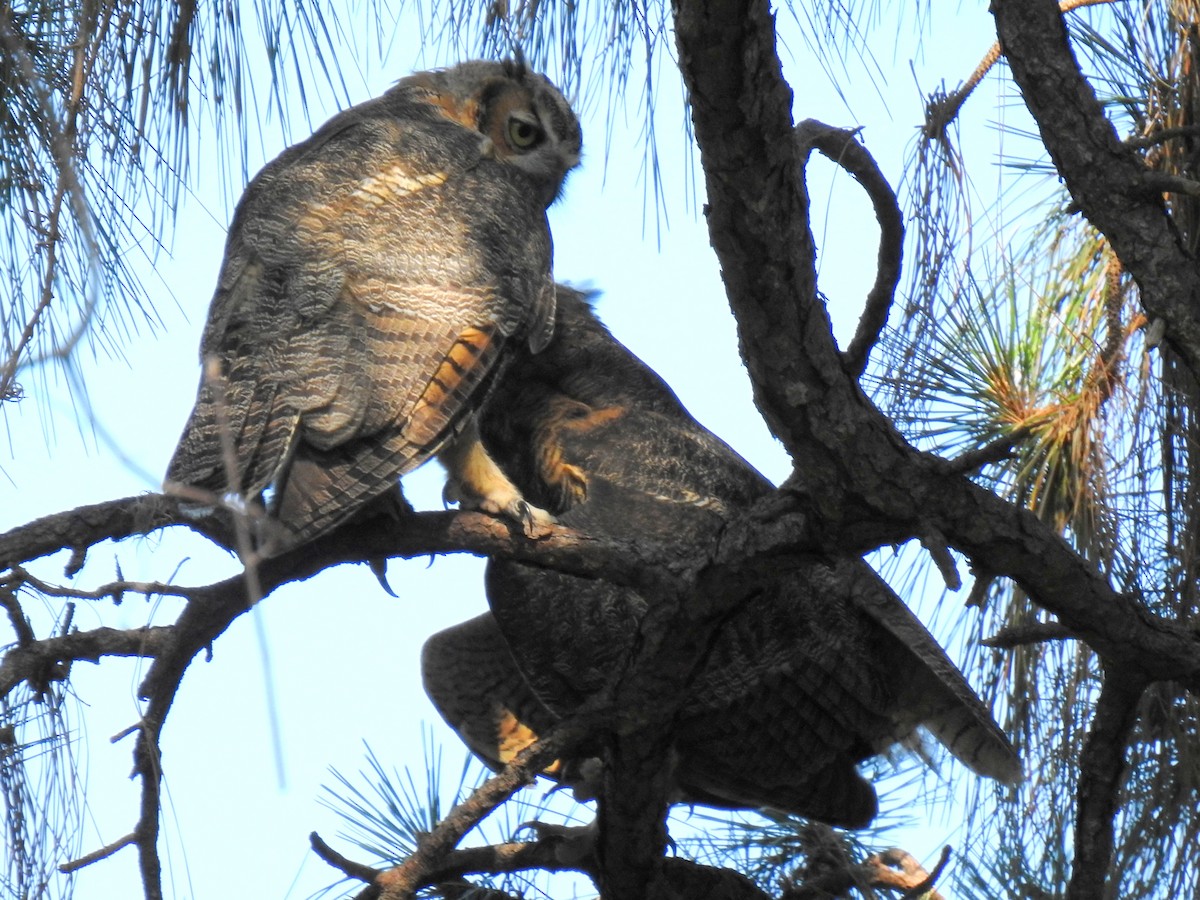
[0,498,690,607]
[0,494,233,573]
[993,0,1200,377]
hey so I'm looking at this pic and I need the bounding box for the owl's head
[408,60,582,206]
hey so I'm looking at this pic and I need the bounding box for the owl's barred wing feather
[404,325,502,447]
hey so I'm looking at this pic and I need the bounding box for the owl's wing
[486,545,886,827]
[166,101,554,548]
[422,613,572,779]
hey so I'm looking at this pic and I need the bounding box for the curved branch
[794,119,904,378]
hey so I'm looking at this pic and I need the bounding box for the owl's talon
[513,498,556,539]
[444,479,556,537]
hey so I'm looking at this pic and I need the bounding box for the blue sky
[0,5,1016,897]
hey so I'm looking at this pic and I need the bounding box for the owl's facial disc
[476,74,581,205]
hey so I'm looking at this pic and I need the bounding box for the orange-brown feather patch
[425,88,480,130]
[532,399,628,511]
[405,326,498,447]
[493,705,561,775]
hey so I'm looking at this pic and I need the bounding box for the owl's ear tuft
[505,48,528,81]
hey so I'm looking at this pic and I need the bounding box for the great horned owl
[423,287,1020,829]
[165,60,581,552]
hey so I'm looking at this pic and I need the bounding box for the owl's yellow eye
[507,115,544,150]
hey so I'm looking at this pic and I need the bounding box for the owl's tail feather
[847,564,1023,784]
[267,429,429,552]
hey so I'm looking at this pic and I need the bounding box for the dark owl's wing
[666,560,1022,826]
[484,544,886,827]
[166,93,554,548]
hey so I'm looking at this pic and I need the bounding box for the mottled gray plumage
[165,61,581,551]
[423,288,1020,828]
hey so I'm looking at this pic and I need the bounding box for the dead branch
[309,831,382,883]
[0,625,172,698]
[59,832,138,874]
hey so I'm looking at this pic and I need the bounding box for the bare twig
[1125,124,1200,149]
[947,425,1034,474]
[59,832,138,874]
[5,567,195,606]
[1138,171,1200,198]
[920,528,962,591]
[924,0,1120,142]
[0,586,35,646]
[309,831,382,883]
[985,621,1075,649]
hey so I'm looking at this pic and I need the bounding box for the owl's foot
[444,478,555,538]
[439,425,556,538]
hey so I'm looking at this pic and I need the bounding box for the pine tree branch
[671,0,1200,696]
[1066,666,1147,900]
[993,0,1200,378]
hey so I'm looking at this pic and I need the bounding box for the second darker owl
[423,287,1020,829]
[165,60,581,552]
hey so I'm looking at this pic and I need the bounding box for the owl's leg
[439,417,556,538]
